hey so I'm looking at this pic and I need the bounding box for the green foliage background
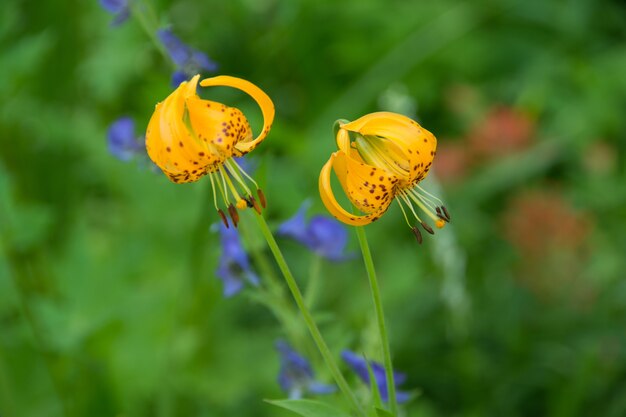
[1,0,626,416]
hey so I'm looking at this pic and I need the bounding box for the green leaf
[266,399,352,417]
[375,407,395,417]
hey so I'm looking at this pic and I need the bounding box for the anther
[442,206,451,221]
[227,204,239,228]
[247,196,262,214]
[421,221,434,235]
[411,226,423,244]
[257,189,267,208]
[217,209,229,228]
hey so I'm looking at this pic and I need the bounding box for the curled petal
[319,151,396,226]
[200,76,274,155]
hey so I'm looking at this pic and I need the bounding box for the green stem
[355,226,397,415]
[129,0,176,70]
[254,213,366,417]
[305,255,322,309]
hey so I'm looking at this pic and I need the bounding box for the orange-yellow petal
[199,76,274,155]
[319,150,397,226]
[184,95,252,169]
[146,75,210,183]
[342,111,437,184]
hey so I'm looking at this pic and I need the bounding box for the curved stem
[254,213,366,417]
[355,226,397,415]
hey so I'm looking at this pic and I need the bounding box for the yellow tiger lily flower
[319,112,450,243]
[146,74,274,227]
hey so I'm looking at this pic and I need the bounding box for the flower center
[353,133,411,182]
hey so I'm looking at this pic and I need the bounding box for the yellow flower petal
[319,150,396,226]
[146,75,210,183]
[199,75,274,155]
[184,95,252,165]
[342,111,437,184]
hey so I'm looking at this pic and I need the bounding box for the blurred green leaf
[266,399,352,417]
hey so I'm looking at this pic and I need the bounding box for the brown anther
[442,206,451,221]
[227,204,239,228]
[257,189,267,208]
[247,196,262,214]
[217,209,229,229]
[411,226,423,244]
[421,221,434,235]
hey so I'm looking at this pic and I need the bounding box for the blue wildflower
[216,223,259,297]
[276,340,336,399]
[98,0,130,26]
[341,350,411,403]
[278,201,352,261]
[156,28,218,86]
[107,117,145,161]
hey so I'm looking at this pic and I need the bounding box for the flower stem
[305,255,322,309]
[254,213,366,417]
[355,225,398,415]
[129,0,176,70]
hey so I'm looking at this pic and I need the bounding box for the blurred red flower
[468,107,535,159]
[502,190,595,304]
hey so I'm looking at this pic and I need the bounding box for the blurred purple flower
[216,223,259,297]
[276,340,336,399]
[98,0,130,26]
[278,201,352,261]
[157,28,218,86]
[107,117,145,161]
[341,350,411,403]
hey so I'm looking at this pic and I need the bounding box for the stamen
[217,209,229,228]
[396,199,414,229]
[218,169,230,206]
[247,196,262,214]
[224,158,253,196]
[211,171,230,207]
[257,189,267,208]
[411,226,423,244]
[417,184,445,205]
[208,174,219,211]
[405,191,439,224]
[420,221,434,235]
[441,206,450,221]
[398,192,423,223]
[435,207,447,222]
[227,204,239,227]
[220,165,244,203]
[409,188,438,212]
[229,158,259,189]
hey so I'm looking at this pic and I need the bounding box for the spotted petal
[319,150,397,226]
[342,112,437,184]
[200,76,274,155]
